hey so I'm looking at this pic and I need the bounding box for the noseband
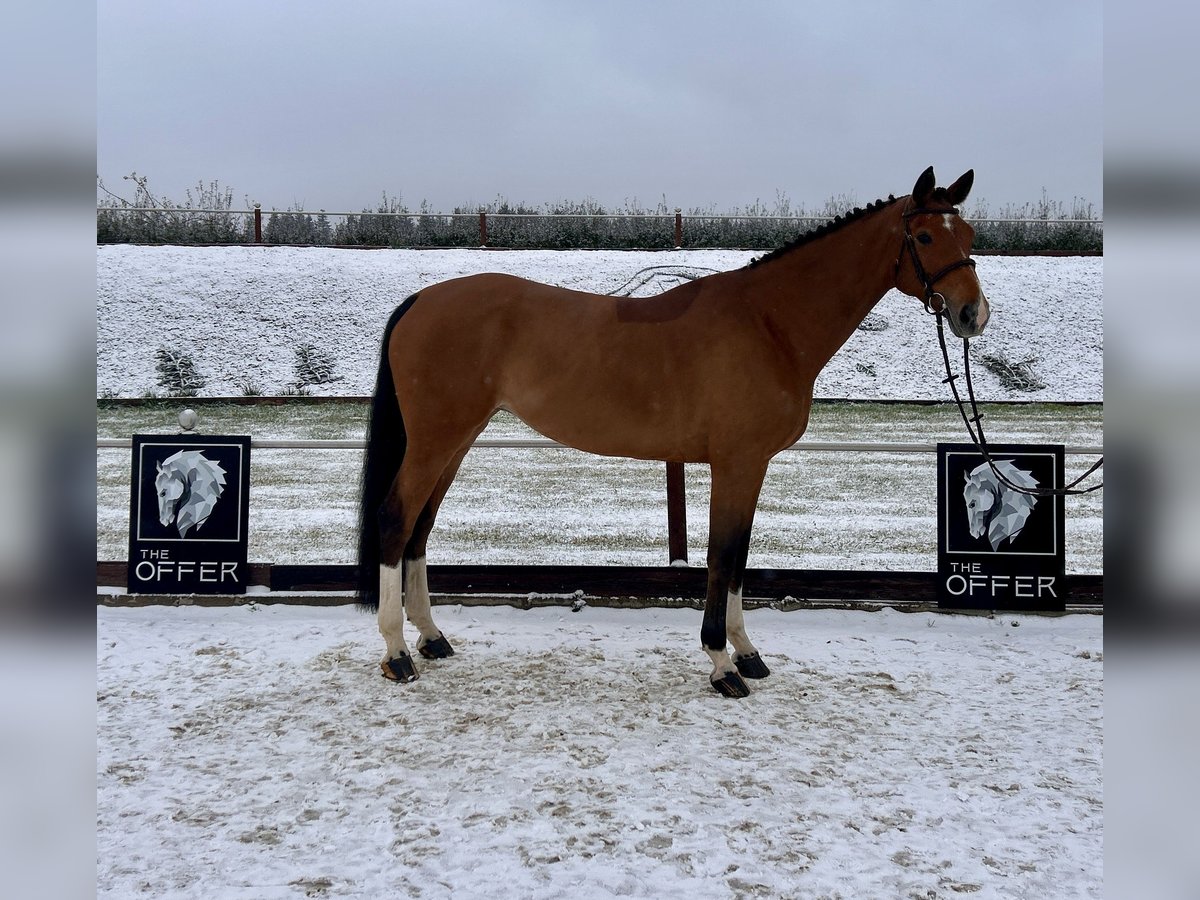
[899,205,977,314]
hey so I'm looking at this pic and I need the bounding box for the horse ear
[156,460,163,474]
[912,166,936,206]
[946,169,974,205]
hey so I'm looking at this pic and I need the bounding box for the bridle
[899,203,977,315]
[900,201,1104,498]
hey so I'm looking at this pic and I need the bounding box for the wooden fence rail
[97,433,1104,570]
[96,561,1103,608]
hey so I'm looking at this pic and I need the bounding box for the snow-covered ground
[96,247,1104,897]
[97,603,1103,899]
[96,247,1102,401]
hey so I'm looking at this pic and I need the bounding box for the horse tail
[357,293,420,611]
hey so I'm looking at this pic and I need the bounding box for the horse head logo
[154,449,228,538]
[963,460,1039,551]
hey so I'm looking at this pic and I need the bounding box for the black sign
[127,435,251,594]
[937,443,1065,611]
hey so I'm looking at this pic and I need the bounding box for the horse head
[155,460,187,528]
[963,468,999,541]
[964,460,1040,550]
[895,166,989,339]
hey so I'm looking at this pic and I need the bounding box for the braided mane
[746,194,901,269]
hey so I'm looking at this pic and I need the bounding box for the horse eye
[968,501,974,508]
[917,233,933,245]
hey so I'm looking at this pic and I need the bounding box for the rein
[901,202,1104,497]
[933,308,1104,498]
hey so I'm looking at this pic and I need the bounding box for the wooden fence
[96,432,1104,609]
[95,560,1103,609]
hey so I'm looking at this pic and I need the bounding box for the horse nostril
[959,305,974,327]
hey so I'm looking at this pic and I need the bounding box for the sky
[96,1,1102,215]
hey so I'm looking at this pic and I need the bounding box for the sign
[127,434,251,594]
[937,443,1065,611]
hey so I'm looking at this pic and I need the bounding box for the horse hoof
[711,671,751,698]
[417,634,455,659]
[381,655,419,683]
[734,652,771,679]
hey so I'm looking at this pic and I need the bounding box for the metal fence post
[674,208,683,248]
[666,461,688,565]
[253,204,262,243]
[479,210,488,247]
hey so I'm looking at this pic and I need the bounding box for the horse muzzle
[948,295,989,339]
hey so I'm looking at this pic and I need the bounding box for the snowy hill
[97,247,1102,402]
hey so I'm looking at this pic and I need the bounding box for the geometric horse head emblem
[963,459,1039,551]
[154,449,227,538]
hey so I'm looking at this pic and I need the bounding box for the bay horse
[358,166,988,697]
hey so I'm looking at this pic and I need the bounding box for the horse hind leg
[402,446,473,662]
[377,449,459,682]
[377,560,416,682]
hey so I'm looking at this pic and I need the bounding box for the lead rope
[935,312,1104,496]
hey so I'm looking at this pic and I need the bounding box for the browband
[902,206,961,218]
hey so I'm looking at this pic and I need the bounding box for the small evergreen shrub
[293,344,340,387]
[154,348,206,397]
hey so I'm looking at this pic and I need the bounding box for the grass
[96,401,1103,574]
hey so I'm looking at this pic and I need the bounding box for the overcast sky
[97,1,1102,215]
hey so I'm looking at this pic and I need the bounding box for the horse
[357,166,989,697]
[155,449,227,538]
[964,459,1040,551]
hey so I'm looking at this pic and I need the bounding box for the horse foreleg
[703,567,746,698]
[702,463,767,698]
[727,529,770,680]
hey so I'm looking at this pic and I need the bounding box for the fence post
[479,210,488,247]
[665,461,688,565]
[674,208,683,248]
[253,204,262,243]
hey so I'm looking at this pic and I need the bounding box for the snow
[96,247,1102,401]
[97,603,1102,898]
[96,247,1104,897]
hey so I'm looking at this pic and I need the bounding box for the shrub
[293,344,340,387]
[97,173,252,244]
[977,351,1047,393]
[98,175,1102,252]
[968,193,1102,254]
[154,348,206,397]
[265,205,332,245]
